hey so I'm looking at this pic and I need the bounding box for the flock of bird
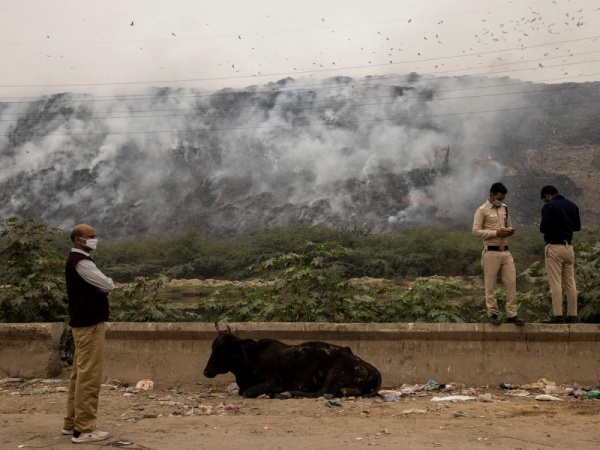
[24,1,600,86]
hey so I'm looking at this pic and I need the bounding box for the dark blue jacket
[65,252,110,327]
[540,194,581,244]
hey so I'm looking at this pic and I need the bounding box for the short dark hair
[490,182,507,195]
[540,185,558,199]
[70,228,83,243]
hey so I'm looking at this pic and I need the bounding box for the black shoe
[489,314,501,325]
[507,315,525,326]
[542,315,565,324]
[565,316,578,324]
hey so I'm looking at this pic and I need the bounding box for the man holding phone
[472,182,525,325]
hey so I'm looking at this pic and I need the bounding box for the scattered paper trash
[135,379,154,390]
[401,408,427,414]
[505,389,530,397]
[431,395,476,402]
[535,394,564,401]
[108,440,134,447]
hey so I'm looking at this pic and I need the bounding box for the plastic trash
[500,382,520,389]
[135,379,154,390]
[587,391,600,399]
[426,380,439,389]
[378,390,402,402]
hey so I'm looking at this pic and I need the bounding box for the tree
[0,217,67,322]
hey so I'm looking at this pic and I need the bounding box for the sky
[1,0,599,98]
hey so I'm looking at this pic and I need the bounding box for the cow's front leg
[242,382,274,398]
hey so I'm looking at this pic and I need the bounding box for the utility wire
[1,77,597,122]
[1,46,599,106]
[1,34,598,89]
[4,97,599,137]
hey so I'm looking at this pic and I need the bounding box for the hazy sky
[1,0,599,98]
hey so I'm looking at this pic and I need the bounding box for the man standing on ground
[539,185,581,324]
[63,224,114,443]
[472,182,525,325]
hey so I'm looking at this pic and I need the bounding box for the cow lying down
[203,327,382,398]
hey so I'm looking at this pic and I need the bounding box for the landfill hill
[1,75,599,237]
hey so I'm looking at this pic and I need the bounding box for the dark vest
[65,252,110,327]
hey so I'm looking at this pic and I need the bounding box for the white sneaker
[61,428,73,435]
[71,429,110,443]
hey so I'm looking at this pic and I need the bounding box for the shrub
[0,217,67,323]
[110,275,191,322]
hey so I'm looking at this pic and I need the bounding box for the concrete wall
[103,322,600,388]
[0,323,63,378]
[1,322,599,387]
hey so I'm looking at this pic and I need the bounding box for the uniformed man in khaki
[472,182,525,325]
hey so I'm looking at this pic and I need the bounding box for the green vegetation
[110,275,195,322]
[0,217,67,323]
[1,217,599,325]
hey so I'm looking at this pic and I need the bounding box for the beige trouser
[482,250,518,317]
[545,244,577,317]
[64,322,105,433]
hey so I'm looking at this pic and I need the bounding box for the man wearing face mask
[63,224,114,443]
[473,182,525,325]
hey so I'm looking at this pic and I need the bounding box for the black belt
[486,246,509,251]
[547,240,571,245]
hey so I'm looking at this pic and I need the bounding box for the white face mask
[83,238,98,250]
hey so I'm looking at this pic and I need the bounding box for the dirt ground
[1,370,599,450]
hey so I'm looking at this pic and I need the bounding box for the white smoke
[0,74,572,236]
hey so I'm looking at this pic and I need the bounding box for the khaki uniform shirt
[472,201,512,247]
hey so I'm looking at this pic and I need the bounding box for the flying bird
[172,32,176,36]
[130,21,134,26]
[408,19,411,23]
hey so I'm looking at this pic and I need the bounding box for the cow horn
[214,321,220,332]
[227,325,232,333]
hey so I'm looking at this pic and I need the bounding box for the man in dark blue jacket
[539,186,581,324]
[63,224,114,443]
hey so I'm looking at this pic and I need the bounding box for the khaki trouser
[64,322,105,433]
[482,250,518,317]
[545,244,577,317]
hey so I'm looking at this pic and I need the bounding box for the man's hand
[497,227,515,238]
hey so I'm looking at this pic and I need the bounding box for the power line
[1,34,598,89]
[1,77,597,123]
[4,97,599,137]
[1,45,599,107]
